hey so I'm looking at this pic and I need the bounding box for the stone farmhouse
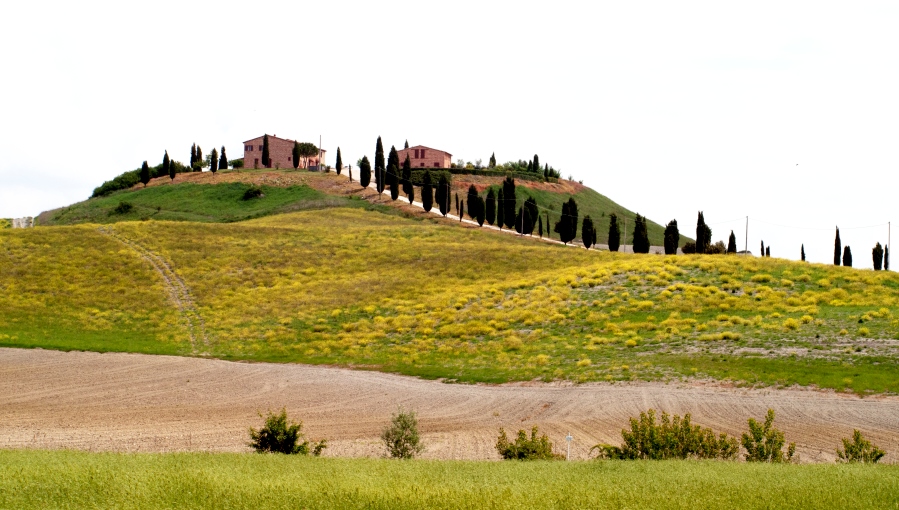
[243,134,325,170]
[396,145,452,169]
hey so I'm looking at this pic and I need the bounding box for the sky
[1,1,896,267]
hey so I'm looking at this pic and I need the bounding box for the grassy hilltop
[3,179,899,393]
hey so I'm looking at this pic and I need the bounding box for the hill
[3,203,898,394]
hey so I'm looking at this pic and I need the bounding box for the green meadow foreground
[0,451,896,509]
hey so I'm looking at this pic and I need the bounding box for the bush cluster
[381,409,424,459]
[496,426,560,460]
[248,409,327,456]
[592,409,738,460]
[741,409,795,462]
[242,186,264,200]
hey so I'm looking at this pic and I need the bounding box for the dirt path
[98,227,208,353]
[0,348,896,462]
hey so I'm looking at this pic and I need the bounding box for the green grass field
[0,450,895,509]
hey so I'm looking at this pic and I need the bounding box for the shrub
[742,409,795,462]
[248,408,327,455]
[242,186,264,200]
[496,426,559,460]
[836,430,885,463]
[681,242,696,254]
[381,409,424,459]
[111,201,133,215]
[592,409,739,460]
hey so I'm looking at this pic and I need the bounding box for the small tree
[210,147,219,175]
[608,213,621,252]
[219,146,228,171]
[582,216,595,249]
[489,152,496,168]
[248,408,327,456]
[836,430,885,463]
[554,197,578,244]
[761,240,765,258]
[632,214,649,253]
[404,140,409,149]
[727,231,737,254]
[375,136,385,186]
[766,246,770,257]
[168,153,176,181]
[843,245,853,267]
[485,188,496,225]
[467,184,480,220]
[873,242,884,270]
[742,409,795,463]
[162,151,170,179]
[335,147,343,175]
[196,146,202,169]
[140,161,151,187]
[381,409,424,459]
[437,174,450,216]
[801,244,806,261]
[663,220,679,255]
[421,170,433,212]
[695,211,711,254]
[495,426,557,460]
[533,154,540,174]
[359,155,371,188]
[834,227,842,266]
[190,143,197,167]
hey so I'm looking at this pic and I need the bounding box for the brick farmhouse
[243,134,325,169]
[396,145,452,168]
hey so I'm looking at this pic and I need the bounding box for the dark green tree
[375,137,385,194]
[476,197,485,226]
[190,143,197,167]
[538,216,543,238]
[162,151,170,179]
[459,200,464,222]
[140,161,150,187]
[467,184,480,220]
[359,155,371,188]
[261,136,270,168]
[402,155,412,199]
[582,216,595,249]
[455,193,460,216]
[664,220,679,255]
[485,188,496,225]
[335,147,343,175]
[608,213,621,252]
[292,142,301,169]
[766,246,771,257]
[389,164,399,200]
[801,244,806,261]
[210,147,219,175]
[727,231,737,254]
[196,146,202,169]
[873,242,884,270]
[169,155,176,181]
[219,146,228,171]
[554,197,578,244]
[834,227,842,266]
[842,246,853,267]
[632,214,650,253]
[533,154,540,174]
[543,164,549,180]
[695,211,711,254]
[514,198,537,235]
[489,152,496,168]
[404,140,409,149]
[527,160,533,173]
[761,240,765,257]
[502,177,516,229]
[436,174,450,216]
[387,146,400,193]
[497,189,505,230]
[421,170,433,212]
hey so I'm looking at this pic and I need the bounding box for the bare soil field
[1,348,896,462]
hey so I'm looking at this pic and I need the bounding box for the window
[258,145,263,150]
[288,156,291,161]
[245,145,252,151]
[421,150,426,158]
[420,163,425,167]
[434,162,440,168]
[414,149,419,158]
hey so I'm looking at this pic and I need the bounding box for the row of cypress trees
[834,227,890,269]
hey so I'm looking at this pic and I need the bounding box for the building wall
[243,135,324,169]
[396,146,451,169]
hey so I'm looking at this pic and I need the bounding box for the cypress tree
[162,151,170,179]
[727,230,737,254]
[261,136,269,168]
[543,164,549,180]
[459,200,464,222]
[140,161,150,187]
[766,246,771,257]
[402,155,412,198]
[375,137,385,194]
[292,142,301,169]
[527,160,533,173]
[608,213,621,252]
[196,146,202,168]
[873,242,884,270]
[335,147,343,175]
[210,148,218,175]
[169,155,176,181]
[455,193,460,216]
[404,140,409,149]
[664,220,679,255]
[219,146,227,171]
[695,211,711,254]
[843,246,852,267]
[533,154,540,173]
[437,174,450,216]
[554,197,578,244]
[349,168,352,182]
[801,244,806,261]
[421,170,433,212]
[632,214,649,253]
[502,177,516,229]
[485,188,496,225]
[489,152,496,168]
[359,155,371,188]
[497,189,505,230]
[407,178,415,204]
[538,216,543,238]
[515,207,525,234]
[476,197,485,226]
[387,146,400,193]
[190,144,197,167]
[467,184,479,219]
[514,199,536,235]
[582,216,594,249]
[834,227,842,266]
[760,240,765,257]
[389,164,399,200]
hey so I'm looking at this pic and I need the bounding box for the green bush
[592,409,739,460]
[111,201,134,215]
[742,409,795,462]
[0,218,10,229]
[836,430,885,463]
[496,426,560,460]
[248,409,326,455]
[381,409,424,459]
[242,186,264,200]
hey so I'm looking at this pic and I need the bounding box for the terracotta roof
[401,145,451,157]
[242,134,326,151]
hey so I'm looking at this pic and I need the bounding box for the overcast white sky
[1,1,896,266]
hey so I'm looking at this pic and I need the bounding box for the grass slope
[2,206,898,393]
[37,182,350,225]
[1,451,896,509]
